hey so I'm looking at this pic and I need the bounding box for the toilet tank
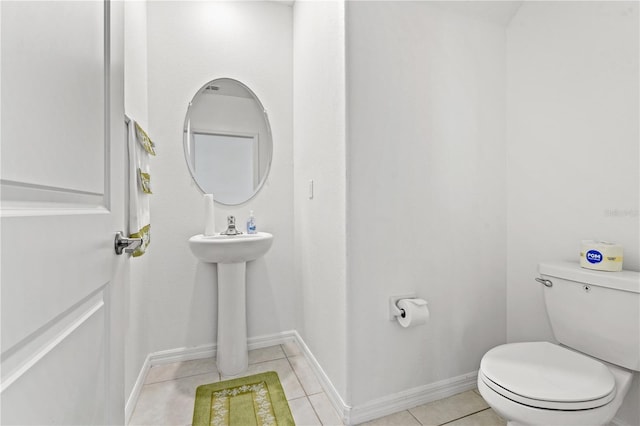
[539,261,640,371]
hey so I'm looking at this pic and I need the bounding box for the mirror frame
[183,77,273,205]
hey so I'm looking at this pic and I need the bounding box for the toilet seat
[480,342,616,410]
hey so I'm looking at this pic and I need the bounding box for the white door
[1,1,125,424]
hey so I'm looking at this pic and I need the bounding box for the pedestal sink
[188,232,273,375]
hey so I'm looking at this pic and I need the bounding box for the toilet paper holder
[388,294,416,320]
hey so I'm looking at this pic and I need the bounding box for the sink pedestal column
[216,262,248,376]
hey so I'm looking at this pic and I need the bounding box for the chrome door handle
[114,232,143,255]
[535,277,553,287]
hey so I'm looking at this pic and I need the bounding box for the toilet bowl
[478,262,639,426]
[477,342,633,426]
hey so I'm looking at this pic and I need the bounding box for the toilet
[478,261,639,426]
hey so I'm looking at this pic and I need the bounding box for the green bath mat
[193,371,295,426]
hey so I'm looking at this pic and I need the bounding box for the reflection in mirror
[183,78,272,205]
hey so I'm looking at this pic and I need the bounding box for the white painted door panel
[1,1,106,193]
[1,1,125,424]
[2,298,108,424]
[1,212,112,350]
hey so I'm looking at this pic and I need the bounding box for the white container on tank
[580,240,623,272]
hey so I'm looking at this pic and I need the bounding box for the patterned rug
[193,371,295,426]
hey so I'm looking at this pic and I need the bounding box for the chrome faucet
[220,215,243,236]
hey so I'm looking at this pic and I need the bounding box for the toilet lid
[480,342,616,410]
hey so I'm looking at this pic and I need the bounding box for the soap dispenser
[246,210,257,234]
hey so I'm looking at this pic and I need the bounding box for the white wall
[346,2,507,406]
[144,0,294,357]
[506,2,639,424]
[123,0,150,401]
[293,0,348,401]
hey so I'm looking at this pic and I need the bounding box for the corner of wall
[292,0,349,403]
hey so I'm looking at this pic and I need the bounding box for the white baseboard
[346,371,478,425]
[125,330,477,426]
[125,353,151,425]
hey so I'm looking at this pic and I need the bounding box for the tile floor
[128,343,506,426]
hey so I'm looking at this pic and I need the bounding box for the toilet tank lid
[539,261,640,294]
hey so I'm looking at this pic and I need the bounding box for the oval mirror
[183,78,272,205]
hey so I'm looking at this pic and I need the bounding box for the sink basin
[188,232,273,264]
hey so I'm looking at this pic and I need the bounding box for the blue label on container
[586,250,603,264]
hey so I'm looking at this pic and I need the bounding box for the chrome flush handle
[535,277,553,287]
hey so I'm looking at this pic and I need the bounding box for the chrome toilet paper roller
[391,298,430,328]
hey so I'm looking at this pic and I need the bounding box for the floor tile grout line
[305,393,327,425]
[284,351,326,424]
[407,409,422,425]
[289,395,324,425]
[281,343,293,360]
[304,395,324,425]
[248,354,287,366]
[143,369,221,387]
[437,407,491,426]
[284,343,344,425]
[281,342,302,359]
[285,352,309,397]
[288,395,310,403]
[283,346,325,398]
